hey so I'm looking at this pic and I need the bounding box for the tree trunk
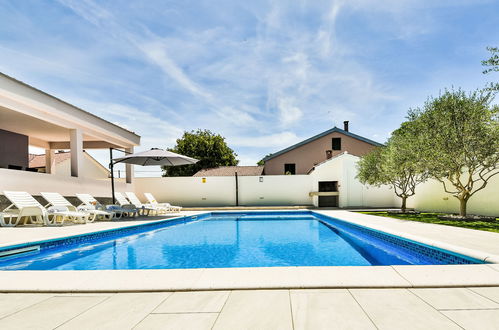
[401,196,407,213]
[459,198,467,217]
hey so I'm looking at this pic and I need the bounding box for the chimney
[343,121,349,132]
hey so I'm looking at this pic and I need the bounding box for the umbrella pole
[110,148,116,204]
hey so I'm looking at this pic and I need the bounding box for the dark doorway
[284,163,296,175]
[318,181,338,207]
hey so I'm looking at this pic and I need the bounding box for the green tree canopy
[408,88,499,216]
[357,121,428,212]
[482,46,499,91]
[257,154,272,166]
[162,129,238,176]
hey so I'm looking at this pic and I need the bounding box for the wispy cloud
[1,0,496,168]
[57,0,258,128]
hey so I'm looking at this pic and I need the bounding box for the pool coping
[0,210,498,292]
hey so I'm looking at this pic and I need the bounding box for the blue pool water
[0,212,481,270]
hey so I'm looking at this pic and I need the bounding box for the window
[332,138,341,150]
[284,163,296,175]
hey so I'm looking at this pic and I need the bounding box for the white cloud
[278,98,303,127]
[137,41,212,100]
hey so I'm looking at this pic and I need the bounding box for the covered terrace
[0,72,140,197]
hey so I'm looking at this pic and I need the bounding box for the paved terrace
[1,210,499,328]
[1,287,499,329]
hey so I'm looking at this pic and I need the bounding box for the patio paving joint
[346,289,378,329]
[209,289,231,329]
[467,288,499,305]
[53,294,114,329]
[406,288,467,329]
[0,294,55,321]
[129,296,170,330]
[288,289,295,330]
[486,264,499,272]
[389,266,415,288]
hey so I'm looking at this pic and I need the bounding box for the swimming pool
[0,211,483,270]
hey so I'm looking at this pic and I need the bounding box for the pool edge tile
[392,264,499,287]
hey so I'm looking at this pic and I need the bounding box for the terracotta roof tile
[29,152,71,168]
[193,166,264,177]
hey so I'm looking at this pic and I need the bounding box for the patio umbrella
[113,148,199,166]
[109,148,198,203]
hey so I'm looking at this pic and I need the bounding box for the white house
[308,152,395,208]
[0,72,140,197]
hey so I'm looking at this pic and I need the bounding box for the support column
[125,147,134,184]
[70,129,83,177]
[45,149,56,174]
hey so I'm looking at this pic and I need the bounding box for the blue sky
[1,0,498,176]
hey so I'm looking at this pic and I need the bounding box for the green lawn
[359,212,499,233]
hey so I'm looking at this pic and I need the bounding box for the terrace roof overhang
[0,72,140,150]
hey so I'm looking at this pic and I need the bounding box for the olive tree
[482,46,499,91]
[408,88,499,217]
[357,122,428,212]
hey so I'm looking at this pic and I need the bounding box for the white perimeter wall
[0,168,131,197]
[134,154,397,208]
[406,175,499,217]
[4,155,497,215]
[134,175,313,207]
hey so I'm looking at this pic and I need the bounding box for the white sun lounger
[126,192,172,215]
[122,192,158,215]
[2,191,77,226]
[113,192,144,216]
[144,193,182,212]
[75,193,124,220]
[41,192,94,223]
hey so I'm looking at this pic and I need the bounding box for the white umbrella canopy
[113,148,199,166]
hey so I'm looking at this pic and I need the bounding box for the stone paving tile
[442,309,499,330]
[410,288,499,310]
[0,296,106,330]
[152,290,230,313]
[297,266,411,287]
[0,293,53,319]
[488,263,499,272]
[470,287,499,304]
[58,292,170,330]
[0,270,89,292]
[290,289,376,330]
[192,267,301,290]
[134,313,218,330]
[213,290,293,330]
[77,269,205,291]
[392,264,499,287]
[350,289,461,330]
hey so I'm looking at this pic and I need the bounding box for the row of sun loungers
[0,191,181,227]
